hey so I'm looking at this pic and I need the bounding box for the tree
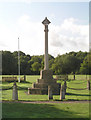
[80,54,89,74]
[2,51,17,75]
[62,55,81,74]
[52,54,81,75]
[76,51,88,63]
[2,50,89,75]
[52,55,63,74]
[20,55,31,75]
[31,62,41,74]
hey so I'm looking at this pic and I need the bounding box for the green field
[2,102,89,119]
[1,75,90,119]
[1,75,90,101]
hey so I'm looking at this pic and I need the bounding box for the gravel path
[2,100,90,104]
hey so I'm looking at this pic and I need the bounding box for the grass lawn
[1,75,90,101]
[2,102,89,118]
[1,75,90,119]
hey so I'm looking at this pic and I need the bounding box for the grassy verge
[2,102,89,118]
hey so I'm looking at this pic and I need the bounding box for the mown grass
[1,75,90,101]
[2,102,89,118]
[1,75,90,119]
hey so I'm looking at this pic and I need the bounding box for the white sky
[0,1,89,57]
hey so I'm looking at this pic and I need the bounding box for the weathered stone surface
[30,83,60,95]
[12,82,18,100]
[40,70,53,81]
[29,18,60,95]
[48,85,53,100]
[42,17,51,70]
[29,70,60,95]
[87,80,90,90]
[60,84,65,100]
[64,80,67,94]
[28,88,30,95]
[37,78,56,84]
[30,88,47,94]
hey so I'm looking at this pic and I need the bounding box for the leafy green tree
[13,51,31,75]
[31,62,41,74]
[62,55,81,74]
[2,50,89,75]
[76,51,88,63]
[2,51,17,74]
[52,55,63,74]
[52,54,81,75]
[80,55,89,74]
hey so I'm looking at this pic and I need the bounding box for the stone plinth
[29,70,60,95]
[40,70,53,80]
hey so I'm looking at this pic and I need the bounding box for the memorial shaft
[44,25,48,70]
[42,17,51,70]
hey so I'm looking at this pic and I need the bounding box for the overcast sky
[0,1,89,57]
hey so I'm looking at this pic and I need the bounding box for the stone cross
[42,17,51,70]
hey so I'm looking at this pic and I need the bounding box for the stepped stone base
[29,70,61,95]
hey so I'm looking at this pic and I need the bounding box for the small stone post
[28,88,30,95]
[48,85,53,100]
[64,80,67,94]
[87,80,90,90]
[60,84,65,100]
[74,74,75,80]
[32,83,35,88]
[12,81,18,100]
[86,74,87,80]
[24,75,26,81]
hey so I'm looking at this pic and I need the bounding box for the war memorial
[29,17,60,95]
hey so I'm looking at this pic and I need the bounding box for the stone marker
[28,88,30,95]
[24,75,26,81]
[87,80,90,90]
[48,85,53,100]
[12,81,18,100]
[42,17,51,70]
[74,74,75,80]
[64,80,67,94]
[29,17,60,95]
[60,84,65,100]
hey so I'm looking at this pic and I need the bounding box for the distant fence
[55,74,90,91]
[67,86,87,90]
[0,85,28,91]
[67,80,90,91]
[2,76,26,82]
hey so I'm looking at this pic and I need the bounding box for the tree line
[2,50,90,75]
